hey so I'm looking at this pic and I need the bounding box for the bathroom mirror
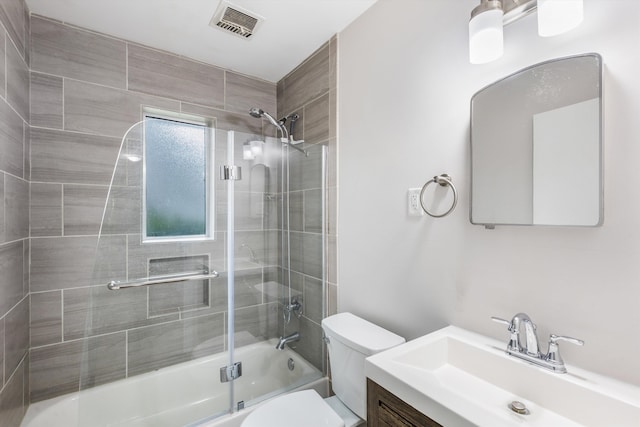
[470,53,603,227]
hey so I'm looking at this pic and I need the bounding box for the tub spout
[276,332,300,350]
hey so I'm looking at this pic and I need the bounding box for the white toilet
[242,312,405,427]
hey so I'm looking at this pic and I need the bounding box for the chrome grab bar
[107,269,219,290]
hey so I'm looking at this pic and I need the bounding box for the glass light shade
[469,8,504,64]
[538,0,584,37]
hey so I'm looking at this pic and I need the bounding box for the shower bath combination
[22,102,328,427]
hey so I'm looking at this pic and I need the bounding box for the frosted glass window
[144,115,211,239]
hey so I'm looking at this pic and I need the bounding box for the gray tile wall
[27,15,280,404]
[0,0,30,425]
[276,36,338,373]
[31,16,126,89]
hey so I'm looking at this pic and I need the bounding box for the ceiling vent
[209,1,263,39]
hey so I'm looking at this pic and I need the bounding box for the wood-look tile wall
[0,5,336,420]
[0,0,30,425]
[27,14,280,404]
[276,36,338,372]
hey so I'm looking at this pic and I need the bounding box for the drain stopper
[509,401,529,415]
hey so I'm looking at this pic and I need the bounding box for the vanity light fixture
[469,0,584,64]
[537,0,584,37]
[469,0,504,64]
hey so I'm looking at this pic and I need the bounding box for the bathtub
[22,339,325,427]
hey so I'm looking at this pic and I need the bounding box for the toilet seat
[241,390,345,427]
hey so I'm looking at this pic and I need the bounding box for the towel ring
[419,174,458,218]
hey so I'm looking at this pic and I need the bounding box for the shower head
[248,107,288,139]
[249,107,264,118]
[248,107,278,126]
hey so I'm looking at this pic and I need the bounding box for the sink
[365,326,640,427]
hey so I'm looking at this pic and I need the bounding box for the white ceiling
[25,0,378,83]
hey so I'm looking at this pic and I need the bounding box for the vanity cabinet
[367,379,442,427]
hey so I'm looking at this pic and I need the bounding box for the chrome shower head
[248,107,288,139]
[249,107,263,118]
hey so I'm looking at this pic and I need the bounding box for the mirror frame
[469,53,603,228]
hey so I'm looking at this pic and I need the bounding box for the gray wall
[0,0,30,425]
[276,36,337,372]
[27,15,282,404]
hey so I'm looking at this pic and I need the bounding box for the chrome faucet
[492,313,584,373]
[495,312,540,356]
[276,332,300,350]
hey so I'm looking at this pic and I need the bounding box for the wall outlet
[408,188,424,216]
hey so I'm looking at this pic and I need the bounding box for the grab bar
[107,269,219,290]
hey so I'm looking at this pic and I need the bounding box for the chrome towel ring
[419,174,458,218]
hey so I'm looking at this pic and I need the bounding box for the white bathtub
[22,339,325,427]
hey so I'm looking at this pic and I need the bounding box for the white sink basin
[365,326,640,427]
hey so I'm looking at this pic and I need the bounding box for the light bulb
[538,0,583,37]
[469,8,504,64]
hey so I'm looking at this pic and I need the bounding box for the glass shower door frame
[225,129,238,412]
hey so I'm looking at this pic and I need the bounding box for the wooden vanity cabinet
[367,379,442,427]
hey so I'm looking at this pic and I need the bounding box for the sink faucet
[276,332,300,350]
[492,313,584,373]
[503,312,540,356]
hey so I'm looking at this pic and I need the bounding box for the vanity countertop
[365,326,640,427]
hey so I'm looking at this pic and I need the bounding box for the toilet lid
[242,390,345,427]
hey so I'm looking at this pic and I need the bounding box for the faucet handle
[491,316,512,329]
[492,316,520,352]
[549,334,584,347]
[545,334,584,371]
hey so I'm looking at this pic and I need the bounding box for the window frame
[141,109,216,243]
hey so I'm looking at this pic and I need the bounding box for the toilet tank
[321,313,405,419]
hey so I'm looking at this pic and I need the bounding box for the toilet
[242,312,405,427]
